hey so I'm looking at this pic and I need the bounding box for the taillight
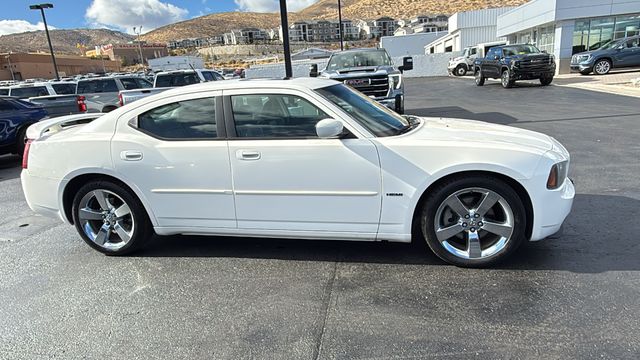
[77,95,87,112]
[22,139,33,169]
[118,93,123,107]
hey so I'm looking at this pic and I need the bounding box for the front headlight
[389,74,402,90]
[547,160,569,189]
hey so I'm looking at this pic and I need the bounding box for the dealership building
[497,0,640,74]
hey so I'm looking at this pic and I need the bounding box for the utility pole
[279,0,293,78]
[29,3,59,80]
[338,0,344,51]
[6,54,15,81]
[133,26,145,69]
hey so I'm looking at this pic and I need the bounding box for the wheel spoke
[436,223,465,242]
[79,208,103,221]
[467,230,482,259]
[114,203,131,218]
[94,224,110,245]
[445,196,469,217]
[113,221,131,243]
[482,220,513,238]
[93,190,111,210]
[475,191,499,216]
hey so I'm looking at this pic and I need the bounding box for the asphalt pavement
[1,77,639,359]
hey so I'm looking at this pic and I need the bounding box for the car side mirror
[309,64,318,78]
[493,55,501,60]
[399,56,413,73]
[541,50,548,54]
[316,118,344,138]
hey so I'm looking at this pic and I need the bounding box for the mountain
[141,0,529,43]
[0,28,133,55]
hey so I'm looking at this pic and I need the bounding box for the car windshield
[315,84,411,137]
[502,45,541,56]
[327,50,392,70]
[155,73,200,87]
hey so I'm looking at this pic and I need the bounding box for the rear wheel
[540,76,553,86]
[474,70,485,86]
[72,180,153,255]
[16,127,28,157]
[419,175,527,268]
[593,59,611,75]
[455,65,467,77]
[501,70,515,88]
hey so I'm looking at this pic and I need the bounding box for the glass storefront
[572,14,640,54]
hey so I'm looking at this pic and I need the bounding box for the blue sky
[0,0,319,35]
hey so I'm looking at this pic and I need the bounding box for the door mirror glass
[309,64,318,77]
[315,118,344,138]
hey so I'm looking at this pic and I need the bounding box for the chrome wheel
[77,189,135,251]
[501,71,512,88]
[594,60,611,75]
[434,187,514,260]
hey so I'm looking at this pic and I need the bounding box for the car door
[620,38,640,67]
[483,48,500,77]
[224,88,382,234]
[111,90,237,229]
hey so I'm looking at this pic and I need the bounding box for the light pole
[279,0,292,78]
[29,3,59,80]
[133,26,145,69]
[6,54,15,81]
[338,0,344,51]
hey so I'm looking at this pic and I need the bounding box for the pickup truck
[448,41,506,76]
[309,48,413,114]
[473,44,555,88]
[0,82,87,117]
[76,76,153,113]
[118,69,224,106]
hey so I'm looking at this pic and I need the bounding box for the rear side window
[77,79,118,94]
[10,86,49,99]
[137,97,217,139]
[155,73,200,87]
[0,89,9,96]
[135,78,153,88]
[52,83,76,94]
[120,78,140,90]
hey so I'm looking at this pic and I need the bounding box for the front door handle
[236,150,261,160]
[120,150,143,161]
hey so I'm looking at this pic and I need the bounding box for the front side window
[10,86,49,98]
[52,83,76,94]
[231,94,328,138]
[201,71,215,81]
[137,97,216,139]
[120,78,140,90]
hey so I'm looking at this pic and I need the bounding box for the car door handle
[120,150,143,161]
[236,150,261,160]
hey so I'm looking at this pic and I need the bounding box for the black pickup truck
[473,44,556,88]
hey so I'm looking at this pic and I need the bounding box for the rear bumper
[21,170,66,223]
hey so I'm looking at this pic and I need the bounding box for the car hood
[404,117,553,152]
[321,65,398,79]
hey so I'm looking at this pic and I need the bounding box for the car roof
[157,78,339,96]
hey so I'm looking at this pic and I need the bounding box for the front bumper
[530,178,575,241]
[511,68,555,80]
[570,63,592,72]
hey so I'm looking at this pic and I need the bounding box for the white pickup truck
[118,69,224,106]
[448,41,507,76]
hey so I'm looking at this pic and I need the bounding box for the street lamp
[279,0,293,78]
[133,26,145,69]
[29,3,59,80]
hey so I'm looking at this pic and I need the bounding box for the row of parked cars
[0,69,226,158]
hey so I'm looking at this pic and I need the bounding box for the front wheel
[501,70,515,88]
[540,76,553,86]
[455,65,467,77]
[474,70,485,86]
[419,175,527,267]
[593,59,611,75]
[72,180,153,255]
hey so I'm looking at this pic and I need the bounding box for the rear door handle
[236,150,261,160]
[120,150,143,161]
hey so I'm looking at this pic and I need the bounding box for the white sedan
[21,78,574,267]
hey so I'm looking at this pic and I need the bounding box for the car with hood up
[571,35,640,75]
[310,48,412,114]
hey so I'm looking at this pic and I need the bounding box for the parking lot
[1,76,639,359]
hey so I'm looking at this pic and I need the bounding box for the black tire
[418,175,527,268]
[474,69,485,86]
[501,70,515,88]
[72,180,153,255]
[540,76,553,86]
[455,65,467,77]
[16,127,28,157]
[593,59,612,75]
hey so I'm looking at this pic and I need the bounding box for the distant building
[0,53,120,80]
[424,7,516,54]
[374,17,397,37]
[168,37,223,49]
[279,20,358,43]
[148,56,204,72]
[100,43,168,65]
[223,28,268,45]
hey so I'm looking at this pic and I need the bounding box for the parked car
[310,48,413,114]
[0,82,86,117]
[571,35,640,75]
[119,69,224,106]
[21,78,574,267]
[0,96,48,157]
[448,41,506,76]
[474,44,556,88]
[76,76,153,113]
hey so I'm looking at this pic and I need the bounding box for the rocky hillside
[0,28,133,55]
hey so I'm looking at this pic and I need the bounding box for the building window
[588,17,615,50]
[614,15,640,39]
[538,26,555,54]
[573,20,590,54]
[572,14,640,54]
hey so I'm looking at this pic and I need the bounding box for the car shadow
[407,106,519,125]
[136,194,640,274]
[0,155,21,182]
